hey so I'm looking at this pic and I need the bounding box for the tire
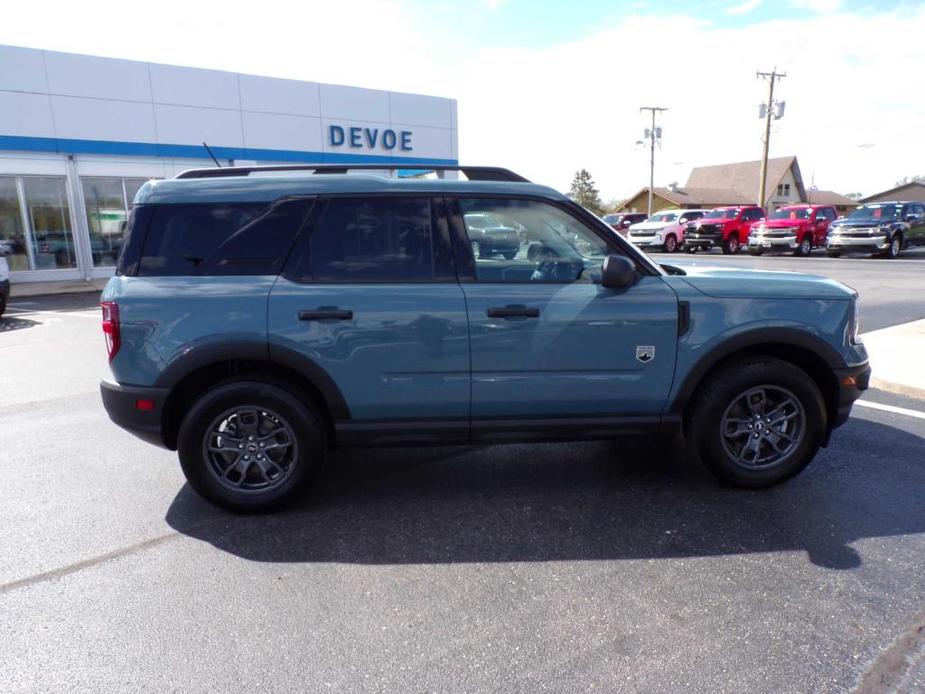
[0,295,5,319]
[502,250,517,260]
[748,248,763,256]
[684,245,699,254]
[795,236,812,257]
[884,234,902,259]
[826,250,841,258]
[177,379,326,513]
[722,235,740,255]
[663,234,678,253]
[686,357,826,488]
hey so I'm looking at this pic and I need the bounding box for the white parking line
[5,306,100,318]
[855,399,925,421]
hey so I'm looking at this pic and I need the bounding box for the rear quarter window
[135,199,311,276]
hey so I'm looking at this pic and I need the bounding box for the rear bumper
[100,379,172,449]
[831,362,871,429]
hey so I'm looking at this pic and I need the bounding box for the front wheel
[748,247,763,256]
[722,236,740,255]
[795,236,812,257]
[687,357,826,488]
[177,380,326,512]
[826,250,841,258]
[684,245,699,254]
[663,234,678,253]
[884,234,902,259]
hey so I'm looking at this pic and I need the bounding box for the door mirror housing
[601,255,636,289]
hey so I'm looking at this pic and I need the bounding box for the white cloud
[726,0,762,15]
[483,0,506,10]
[789,0,843,12]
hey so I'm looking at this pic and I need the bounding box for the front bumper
[831,362,871,430]
[827,235,889,252]
[100,379,172,449]
[629,235,664,248]
[684,234,722,249]
[748,234,798,250]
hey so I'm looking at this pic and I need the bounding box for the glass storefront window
[23,177,76,270]
[82,177,151,267]
[0,176,29,271]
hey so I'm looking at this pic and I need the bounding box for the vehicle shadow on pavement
[0,316,40,332]
[165,418,924,571]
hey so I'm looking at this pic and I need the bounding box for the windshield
[648,211,679,223]
[602,214,620,224]
[703,208,738,220]
[770,208,812,221]
[848,204,902,222]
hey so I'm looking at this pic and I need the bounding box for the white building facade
[0,44,459,286]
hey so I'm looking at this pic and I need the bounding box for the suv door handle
[486,305,540,319]
[298,309,354,321]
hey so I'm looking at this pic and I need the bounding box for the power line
[756,69,785,208]
[639,106,668,217]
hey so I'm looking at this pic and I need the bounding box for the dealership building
[0,44,459,290]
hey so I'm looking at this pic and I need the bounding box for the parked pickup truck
[748,205,837,257]
[826,201,925,259]
[627,209,707,253]
[683,206,765,254]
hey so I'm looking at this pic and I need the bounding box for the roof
[806,189,859,206]
[859,181,925,203]
[136,174,565,205]
[686,156,805,205]
[620,186,757,209]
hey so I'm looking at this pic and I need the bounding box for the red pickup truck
[682,206,766,254]
[747,204,838,256]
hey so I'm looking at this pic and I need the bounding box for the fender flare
[154,339,350,421]
[668,327,845,415]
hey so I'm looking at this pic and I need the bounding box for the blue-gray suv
[100,165,870,512]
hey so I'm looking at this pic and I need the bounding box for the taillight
[101,301,121,361]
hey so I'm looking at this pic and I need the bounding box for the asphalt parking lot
[2,251,925,692]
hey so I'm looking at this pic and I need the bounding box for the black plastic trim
[100,380,171,448]
[832,362,871,429]
[668,328,847,414]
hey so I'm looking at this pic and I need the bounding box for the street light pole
[640,106,667,217]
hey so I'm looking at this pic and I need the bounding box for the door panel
[463,277,679,417]
[268,280,470,420]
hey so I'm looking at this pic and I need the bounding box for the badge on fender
[636,346,655,363]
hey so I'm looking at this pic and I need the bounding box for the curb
[870,376,925,401]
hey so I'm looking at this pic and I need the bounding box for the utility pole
[639,106,667,217]
[756,69,785,208]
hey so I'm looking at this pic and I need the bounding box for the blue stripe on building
[0,135,458,167]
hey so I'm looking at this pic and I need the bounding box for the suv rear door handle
[298,309,354,321]
[486,305,540,319]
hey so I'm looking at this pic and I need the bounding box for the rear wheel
[687,357,826,488]
[663,234,678,253]
[722,235,740,255]
[177,380,326,512]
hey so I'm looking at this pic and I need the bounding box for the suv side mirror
[601,255,636,289]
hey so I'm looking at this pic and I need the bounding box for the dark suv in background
[826,201,925,258]
[603,212,647,236]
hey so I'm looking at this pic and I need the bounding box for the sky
[1,0,923,202]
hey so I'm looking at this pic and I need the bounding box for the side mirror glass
[601,255,636,289]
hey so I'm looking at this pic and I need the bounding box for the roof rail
[174,164,530,183]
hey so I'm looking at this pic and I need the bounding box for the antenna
[202,142,222,168]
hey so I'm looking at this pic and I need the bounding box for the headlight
[849,299,861,344]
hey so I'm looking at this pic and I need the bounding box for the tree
[568,169,604,215]
[895,174,925,186]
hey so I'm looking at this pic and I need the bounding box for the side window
[300,197,437,282]
[458,198,611,284]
